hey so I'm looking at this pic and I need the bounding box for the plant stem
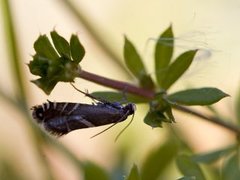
[173,105,240,135]
[2,0,27,105]
[78,70,155,99]
[78,69,240,135]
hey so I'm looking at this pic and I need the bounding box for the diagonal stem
[2,0,27,105]
[78,69,155,99]
[173,105,240,134]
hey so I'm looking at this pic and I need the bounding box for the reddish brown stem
[78,69,155,99]
[173,105,240,134]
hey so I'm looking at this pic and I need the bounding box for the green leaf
[91,91,149,104]
[192,145,235,163]
[176,155,206,180]
[124,36,154,89]
[124,36,146,79]
[139,74,155,90]
[34,35,59,60]
[145,93,175,125]
[127,164,141,180]
[155,25,174,86]
[144,110,166,128]
[165,106,175,122]
[70,34,85,63]
[29,56,79,94]
[167,87,229,106]
[161,50,197,90]
[50,31,70,58]
[31,78,58,95]
[235,84,240,124]
[28,55,50,77]
[141,139,178,180]
[83,161,110,180]
[123,36,154,89]
[222,153,240,180]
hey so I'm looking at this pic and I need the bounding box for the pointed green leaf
[155,25,174,86]
[50,31,70,58]
[124,36,146,79]
[165,106,175,122]
[28,55,49,77]
[167,87,229,106]
[31,78,58,95]
[83,161,110,180]
[176,155,206,180]
[124,36,154,89]
[91,91,149,104]
[161,50,197,90]
[222,153,240,180]
[144,110,166,128]
[29,57,79,95]
[192,145,235,163]
[70,34,85,63]
[141,139,178,180]
[127,164,141,180]
[34,35,59,60]
[235,85,240,124]
[139,74,155,90]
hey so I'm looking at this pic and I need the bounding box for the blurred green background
[0,0,239,179]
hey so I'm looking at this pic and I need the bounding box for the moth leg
[67,103,80,115]
[84,89,98,104]
[70,83,108,104]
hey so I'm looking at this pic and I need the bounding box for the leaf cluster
[98,26,228,128]
[28,31,85,94]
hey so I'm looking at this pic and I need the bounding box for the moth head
[31,105,45,123]
[125,103,136,115]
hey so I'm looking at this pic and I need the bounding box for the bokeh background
[0,0,240,179]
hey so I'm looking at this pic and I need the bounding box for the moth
[31,85,136,139]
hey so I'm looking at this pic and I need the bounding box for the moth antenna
[90,122,120,139]
[114,111,134,142]
[90,109,132,139]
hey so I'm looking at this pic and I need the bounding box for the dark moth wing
[32,100,135,136]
